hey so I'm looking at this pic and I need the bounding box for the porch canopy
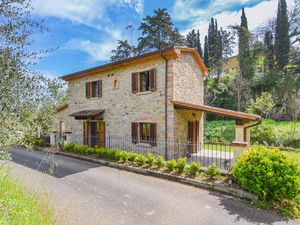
[69,109,104,120]
[172,100,261,122]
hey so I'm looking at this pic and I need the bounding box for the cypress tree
[196,30,203,58]
[186,29,203,58]
[238,7,254,79]
[274,0,290,69]
[204,35,209,67]
[264,31,275,71]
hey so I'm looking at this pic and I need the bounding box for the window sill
[135,91,152,96]
[87,97,101,100]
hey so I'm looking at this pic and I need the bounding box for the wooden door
[188,121,199,154]
[83,121,105,147]
[97,122,105,147]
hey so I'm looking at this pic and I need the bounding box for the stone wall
[173,53,204,105]
[53,57,176,144]
[53,51,205,148]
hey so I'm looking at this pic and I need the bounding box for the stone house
[52,46,261,158]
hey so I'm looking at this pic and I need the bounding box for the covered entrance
[69,109,105,147]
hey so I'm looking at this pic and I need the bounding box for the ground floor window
[131,122,156,146]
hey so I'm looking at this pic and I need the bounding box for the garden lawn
[0,167,54,225]
[205,119,300,149]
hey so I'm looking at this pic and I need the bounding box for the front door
[83,121,105,147]
[188,121,199,154]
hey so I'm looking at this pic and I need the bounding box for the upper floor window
[86,80,102,98]
[132,68,156,93]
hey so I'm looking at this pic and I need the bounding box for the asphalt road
[8,148,299,225]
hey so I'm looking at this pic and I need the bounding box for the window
[131,122,157,145]
[86,80,102,98]
[140,71,150,92]
[132,68,156,93]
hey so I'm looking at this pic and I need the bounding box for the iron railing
[56,134,233,172]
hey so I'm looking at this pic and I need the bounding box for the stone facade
[52,50,205,149]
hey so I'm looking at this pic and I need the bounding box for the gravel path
[8,148,300,225]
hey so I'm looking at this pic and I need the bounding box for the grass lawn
[205,119,300,149]
[0,166,54,225]
[204,143,233,152]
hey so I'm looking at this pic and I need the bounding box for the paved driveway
[8,148,299,225]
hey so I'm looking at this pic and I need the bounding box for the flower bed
[63,143,227,183]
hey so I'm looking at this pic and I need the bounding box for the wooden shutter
[150,123,157,146]
[132,72,138,93]
[195,121,199,143]
[131,122,138,144]
[188,122,193,142]
[97,80,102,97]
[149,68,156,91]
[83,121,88,145]
[86,82,91,99]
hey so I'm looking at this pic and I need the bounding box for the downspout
[243,117,262,142]
[160,51,168,160]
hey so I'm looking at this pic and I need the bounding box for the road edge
[55,150,258,204]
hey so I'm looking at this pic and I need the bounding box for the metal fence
[58,134,233,172]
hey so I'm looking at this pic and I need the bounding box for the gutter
[160,51,168,160]
[243,117,262,142]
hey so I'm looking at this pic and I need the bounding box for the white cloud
[32,0,144,28]
[32,0,144,62]
[65,39,116,62]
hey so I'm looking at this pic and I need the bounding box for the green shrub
[128,152,138,162]
[95,147,107,158]
[147,153,155,166]
[188,162,201,176]
[165,159,176,171]
[232,146,300,205]
[155,156,165,168]
[106,149,116,160]
[32,138,45,147]
[114,149,126,162]
[251,125,276,146]
[206,163,221,178]
[64,143,75,152]
[176,157,187,173]
[135,154,147,166]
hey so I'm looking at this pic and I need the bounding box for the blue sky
[30,0,294,77]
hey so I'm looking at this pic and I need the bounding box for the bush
[176,157,187,173]
[147,153,155,166]
[155,156,165,168]
[206,163,220,178]
[135,154,147,166]
[232,146,300,205]
[128,152,138,163]
[188,162,201,176]
[64,143,75,152]
[95,147,107,158]
[32,138,46,147]
[165,159,176,171]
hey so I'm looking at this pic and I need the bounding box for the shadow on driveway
[10,147,100,178]
[208,191,295,225]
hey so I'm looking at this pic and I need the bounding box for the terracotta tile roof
[69,109,104,119]
[172,100,261,121]
[60,46,208,81]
